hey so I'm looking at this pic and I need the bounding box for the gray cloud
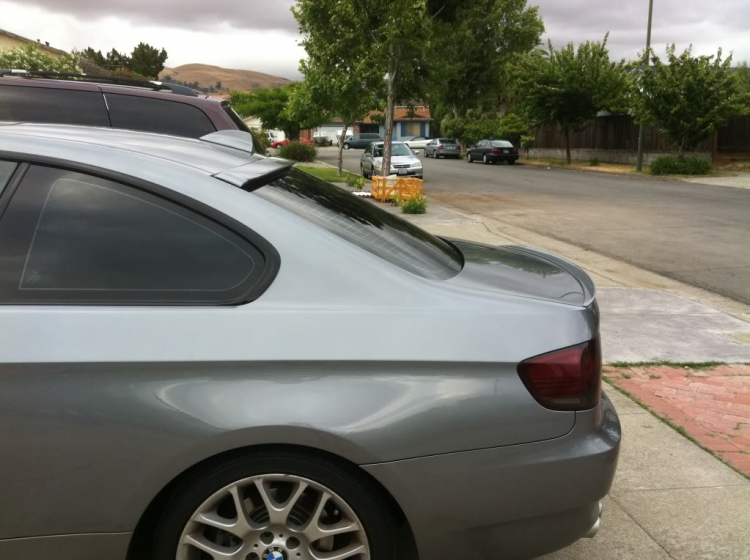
[15,0,750,67]
[533,0,749,61]
[21,0,299,33]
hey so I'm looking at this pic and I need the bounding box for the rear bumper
[489,154,519,162]
[363,391,621,560]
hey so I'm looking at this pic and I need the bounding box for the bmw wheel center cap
[264,547,287,560]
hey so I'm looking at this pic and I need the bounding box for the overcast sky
[4,0,748,80]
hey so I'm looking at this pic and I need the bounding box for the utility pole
[635,0,654,172]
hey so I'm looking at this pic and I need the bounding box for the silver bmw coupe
[0,123,620,560]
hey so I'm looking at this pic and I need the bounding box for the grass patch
[521,157,650,175]
[607,360,726,370]
[604,380,749,480]
[400,194,428,214]
[297,166,362,184]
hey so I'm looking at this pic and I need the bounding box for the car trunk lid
[447,240,595,306]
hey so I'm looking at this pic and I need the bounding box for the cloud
[533,0,750,62]
[4,0,748,79]
[11,0,299,33]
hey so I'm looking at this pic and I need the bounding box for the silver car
[0,124,620,560]
[360,141,424,179]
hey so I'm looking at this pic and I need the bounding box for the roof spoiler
[200,130,255,154]
[213,158,293,192]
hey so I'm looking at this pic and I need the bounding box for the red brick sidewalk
[604,364,750,476]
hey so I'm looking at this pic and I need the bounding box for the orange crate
[396,178,424,201]
[371,177,424,202]
[371,176,398,202]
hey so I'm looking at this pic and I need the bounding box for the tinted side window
[0,85,110,127]
[105,94,216,138]
[0,166,265,304]
[0,161,16,197]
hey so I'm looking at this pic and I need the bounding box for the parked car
[467,139,520,164]
[0,69,259,143]
[403,136,431,150]
[360,141,424,179]
[312,132,334,146]
[425,138,461,159]
[0,123,620,560]
[341,132,382,149]
[271,137,315,150]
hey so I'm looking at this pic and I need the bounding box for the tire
[344,144,351,150]
[153,450,397,560]
[467,153,473,163]
[509,160,516,165]
[483,154,490,165]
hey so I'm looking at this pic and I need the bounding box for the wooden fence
[530,114,750,156]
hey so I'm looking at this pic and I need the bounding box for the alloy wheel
[177,474,370,560]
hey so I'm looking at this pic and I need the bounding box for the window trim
[0,151,280,306]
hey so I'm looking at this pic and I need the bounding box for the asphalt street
[318,147,750,304]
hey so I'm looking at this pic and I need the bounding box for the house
[308,104,433,143]
[0,28,67,57]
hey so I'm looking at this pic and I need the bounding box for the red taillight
[491,148,501,153]
[438,144,444,150]
[517,338,602,411]
[512,148,519,154]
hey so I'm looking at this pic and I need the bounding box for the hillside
[159,64,293,92]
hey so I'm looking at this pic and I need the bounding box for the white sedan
[403,136,432,150]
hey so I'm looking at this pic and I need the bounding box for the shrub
[278,141,317,162]
[650,156,712,176]
[253,129,271,155]
[401,194,427,214]
[0,43,81,73]
[346,174,366,189]
[588,156,600,167]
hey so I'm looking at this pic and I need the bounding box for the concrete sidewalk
[381,196,750,558]
[684,172,750,190]
[542,388,750,560]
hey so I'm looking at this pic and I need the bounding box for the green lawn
[296,165,360,184]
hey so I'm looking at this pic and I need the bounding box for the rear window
[490,140,513,148]
[439,138,457,144]
[105,94,216,138]
[255,170,462,280]
[0,85,110,127]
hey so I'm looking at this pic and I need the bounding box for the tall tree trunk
[564,127,571,164]
[679,142,685,158]
[382,47,397,177]
[338,120,351,176]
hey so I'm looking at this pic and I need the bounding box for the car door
[0,161,276,542]
[362,144,373,172]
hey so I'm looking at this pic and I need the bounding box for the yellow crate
[396,178,424,201]
[371,177,424,202]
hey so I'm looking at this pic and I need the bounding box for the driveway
[317,148,750,304]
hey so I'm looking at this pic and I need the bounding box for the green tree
[634,46,749,154]
[0,43,80,73]
[81,47,106,68]
[293,0,384,175]
[426,0,544,119]
[330,0,430,176]
[105,48,130,69]
[517,35,627,163]
[231,85,311,140]
[128,42,168,79]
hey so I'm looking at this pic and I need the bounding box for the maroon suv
[0,70,253,141]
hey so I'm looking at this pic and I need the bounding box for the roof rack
[0,69,198,97]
